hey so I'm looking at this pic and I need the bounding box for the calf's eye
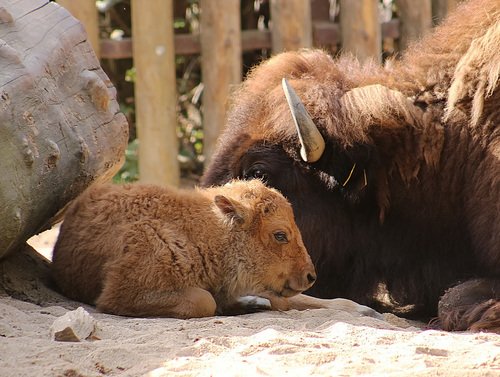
[273,231,288,243]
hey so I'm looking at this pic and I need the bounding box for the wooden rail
[98,20,401,60]
[57,0,459,186]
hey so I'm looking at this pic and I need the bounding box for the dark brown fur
[202,0,500,332]
[438,279,500,332]
[51,180,316,318]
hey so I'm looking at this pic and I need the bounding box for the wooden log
[395,0,433,50]
[340,0,381,63]
[131,0,179,186]
[56,0,101,58]
[200,0,242,164]
[270,0,313,53]
[0,0,128,258]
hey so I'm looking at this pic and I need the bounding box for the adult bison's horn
[282,78,325,163]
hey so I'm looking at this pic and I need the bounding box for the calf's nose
[304,269,317,288]
[287,265,317,293]
[307,271,317,284]
[296,262,316,290]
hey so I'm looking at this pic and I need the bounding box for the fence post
[432,0,462,25]
[56,0,100,57]
[270,0,313,53]
[131,0,179,186]
[395,0,433,50]
[340,0,381,64]
[200,0,242,164]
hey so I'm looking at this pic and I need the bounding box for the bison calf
[51,180,316,318]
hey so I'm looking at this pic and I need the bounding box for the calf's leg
[260,293,383,319]
[97,284,217,319]
[93,223,217,318]
[438,278,500,333]
[95,250,217,318]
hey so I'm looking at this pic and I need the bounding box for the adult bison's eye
[273,231,288,243]
[244,166,267,181]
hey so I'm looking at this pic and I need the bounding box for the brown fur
[51,180,316,318]
[438,279,500,332]
[202,0,499,332]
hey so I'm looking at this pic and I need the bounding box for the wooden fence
[57,0,462,187]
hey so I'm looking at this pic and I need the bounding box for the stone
[50,307,96,342]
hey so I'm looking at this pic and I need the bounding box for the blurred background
[55,0,463,187]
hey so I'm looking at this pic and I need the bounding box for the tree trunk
[0,0,129,258]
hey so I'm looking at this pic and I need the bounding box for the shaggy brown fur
[438,279,500,332]
[51,180,316,318]
[202,0,499,332]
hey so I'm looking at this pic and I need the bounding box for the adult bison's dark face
[201,49,444,303]
[203,140,378,299]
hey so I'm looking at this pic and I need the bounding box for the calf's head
[212,179,316,297]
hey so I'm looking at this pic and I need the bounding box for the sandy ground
[0,228,498,377]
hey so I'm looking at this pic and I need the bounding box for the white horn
[282,78,325,163]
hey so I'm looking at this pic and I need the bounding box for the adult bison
[201,0,499,332]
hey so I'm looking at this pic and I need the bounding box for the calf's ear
[214,195,247,227]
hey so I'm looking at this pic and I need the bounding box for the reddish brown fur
[202,0,499,332]
[51,180,316,318]
[438,280,500,332]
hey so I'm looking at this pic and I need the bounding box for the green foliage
[125,67,135,83]
[113,139,139,183]
[117,57,204,180]
[174,19,187,30]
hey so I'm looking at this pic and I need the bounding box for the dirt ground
[0,228,498,377]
